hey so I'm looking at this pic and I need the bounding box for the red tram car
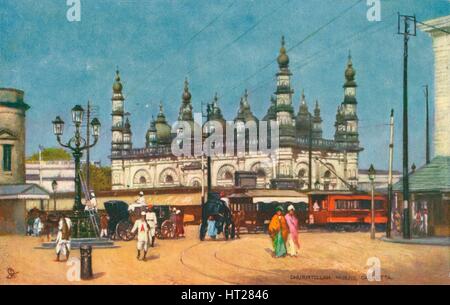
[308,192,388,231]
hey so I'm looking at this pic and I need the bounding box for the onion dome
[263,95,277,121]
[277,36,290,69]
[235,89,258,123]
[182,77,192,101]
[344,52,356,87]
[295,90,311,137]
[209,93,225,123]
[298,90,310,115]
[113,69,123,93]
[155,102,172,145]
[178,78,194,122]
[146,116,158,148]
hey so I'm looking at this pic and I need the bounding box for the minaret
[146,116,158,148]
[122,117,132,151]
[295,90,311,137]
[312,100,323,139]
[334,53,359,146]
[178,77,194,122]
[342,52,359,145]
[275,36,295,146]
[111,69,125,156]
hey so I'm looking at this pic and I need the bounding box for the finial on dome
[277,35,289,69]
[159,101,163,113]
[301,89,306,104]
[344,51,356,85]
[182,77,192,101]
[244,89,249,100]
[113,68,123,93]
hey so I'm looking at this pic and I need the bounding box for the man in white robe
[146,205,158,247]
[55,214,72,262]
[131,212,150,261]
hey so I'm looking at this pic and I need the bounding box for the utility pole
[387,109,394,238]
[86,100,91,189]
[424,85,430,164]
[206,103,212,197]
[398,13,416,239]
[308,114,313,189]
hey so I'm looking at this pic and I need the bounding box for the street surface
[0,226,448,284]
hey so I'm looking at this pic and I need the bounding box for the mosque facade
[110,37,363,191]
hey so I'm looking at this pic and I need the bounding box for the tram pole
[424,85,430,165]
[398,13,416,239]
[387,109,394,238]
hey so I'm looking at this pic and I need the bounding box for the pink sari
[285,213,299,248]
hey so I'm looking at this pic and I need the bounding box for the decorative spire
[277,35,290,69]
[344,51,356,86]
[113,69,123,93]
[314,99,321,116]
[182,77,192,101]
[124,117,131,132]
[298,89,309,114]
[157,101,167,123]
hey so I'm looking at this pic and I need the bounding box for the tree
[27,147,71,161]
[82,164,112,193]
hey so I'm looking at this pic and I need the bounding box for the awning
[0,184,50,200]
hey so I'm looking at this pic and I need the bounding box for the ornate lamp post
[368,164,376,240]
[52,106,101,237]
[51,179,58,212]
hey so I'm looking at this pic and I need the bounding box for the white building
[110,38,363,192]
[26,160,75,193]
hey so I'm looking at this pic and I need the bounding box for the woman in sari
[268,206,288,258]
[285,205,300,256]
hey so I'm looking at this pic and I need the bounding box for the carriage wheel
[230,223,236,239]
[116,221,135,241]
[160,220,175,239]
[199,222,207,241]
[224,225,229,240]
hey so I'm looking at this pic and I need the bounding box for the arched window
[224,171,233,180]
[165,175,174,184]
[298,169,306,178]
[139,176,147,184]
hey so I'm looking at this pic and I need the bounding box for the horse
[200,193,234,241]
[231,210,245,239]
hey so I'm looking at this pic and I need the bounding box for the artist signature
[6,267,19,279]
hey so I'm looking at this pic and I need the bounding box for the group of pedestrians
[268,205,300,258]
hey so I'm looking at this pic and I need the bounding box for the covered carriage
[104,200,176,241]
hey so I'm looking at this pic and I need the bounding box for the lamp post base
[70,210,98,239]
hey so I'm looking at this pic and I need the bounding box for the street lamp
[368,164,376,240]
[52,107,100,213]
[51,180,58,212]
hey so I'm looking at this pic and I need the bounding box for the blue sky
[1,0,449,171]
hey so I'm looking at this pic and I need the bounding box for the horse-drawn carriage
[199,192,235,241]
[104,200,176,241]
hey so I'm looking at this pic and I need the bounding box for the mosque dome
[277,36,290,69]
[113,70,123,93]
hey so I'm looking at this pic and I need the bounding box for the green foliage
[82,164,112,192]
[27,147,71,161]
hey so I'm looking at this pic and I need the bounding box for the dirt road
[0,226,448,284]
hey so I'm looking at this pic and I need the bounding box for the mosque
[110,37,363,191]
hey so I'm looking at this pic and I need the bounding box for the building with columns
[110,37,363,192]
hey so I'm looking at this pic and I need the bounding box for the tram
[308,192,388,231]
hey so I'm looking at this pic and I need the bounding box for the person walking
[146,204,158,247]
[55,214,72,262]
[268,206,288,258]
[175,210,185,238]
[207,216,217,240]
[285,205,300,257]
[100,212,109,238]
[131,212,150,261]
